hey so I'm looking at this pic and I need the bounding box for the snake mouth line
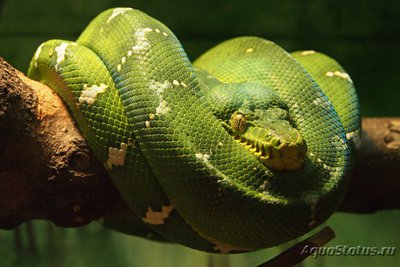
[234,134,307,171]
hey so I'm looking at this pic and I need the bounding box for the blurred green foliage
[1,212,399,267]
[1,0,399,266]
[1,0,400,116]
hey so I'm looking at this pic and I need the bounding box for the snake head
[204,80,308,171]
[227,106,307,171]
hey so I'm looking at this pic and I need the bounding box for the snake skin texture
[27,8,360,253]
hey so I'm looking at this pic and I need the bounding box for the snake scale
[27,8,360,253]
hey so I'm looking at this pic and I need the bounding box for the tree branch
[0,57,399,230]
[257,226,335,267]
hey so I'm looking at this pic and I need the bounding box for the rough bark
[0,57,124,229]
[0,57,399,229]
[339,117,400,213]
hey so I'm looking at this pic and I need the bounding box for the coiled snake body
[28,8,360,253]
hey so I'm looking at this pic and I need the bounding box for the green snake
[27,7,360,253]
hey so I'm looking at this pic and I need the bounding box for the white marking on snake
[181,82,187,87]
[196,152,210,161]
[259,180,268,190]
[156,101,170,115]
[149,80,172,115]
[313,97,330,109]
[132,27,153,52]
[33,43,44,68]
[172,80,180,86]
[142,205,174,225]
[325,71,334,77]
[54,43,69,71]
[121,56,126,64]
[325,71,353,83]
[245,48,253,53]
[196,152,230,181]
[334,71,352,82]
[346,130,361,150]
[162,32,168,36]
[154,28,161,33]
[127,50,132,57]
[145,120,151,128]
[107,7,132,23]
[300,50,316,56]
[309,151,339,173]
[106,142,128,169]
[331,134,345,149]
[78,83,108,105]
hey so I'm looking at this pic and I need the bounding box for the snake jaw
[233,119,307,171]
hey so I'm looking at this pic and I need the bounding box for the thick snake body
[28,8,360,253]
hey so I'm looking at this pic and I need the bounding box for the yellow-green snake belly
[27,7,360,253]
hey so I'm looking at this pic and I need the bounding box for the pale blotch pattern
[78,83,108,105]
[100,8,133,33]
[142,205,174,225]
[149,80,172,115]
[117,27,156,72]
[107,7,132,23]
[313,97,331,109]
[332,134,347,149]
[33,43,44,68]
[106,142,128,169]
[195,152,229,178]
[245,48,253,53]
[54,42,70,71]
[145,120,151,128]
[308,152,338,173]
[195,152,211,164]
[346,130,361,150]
[300,50,316,56]
[132,27,153,52]
[325,70,353,83]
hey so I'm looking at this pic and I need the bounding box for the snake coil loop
[28,8,360,253]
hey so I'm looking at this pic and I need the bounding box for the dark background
[1,0,399,266]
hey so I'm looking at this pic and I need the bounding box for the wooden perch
[257,226,335,267]
[1,57,399,230]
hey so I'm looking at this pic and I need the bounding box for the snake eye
[231,112,247,132]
